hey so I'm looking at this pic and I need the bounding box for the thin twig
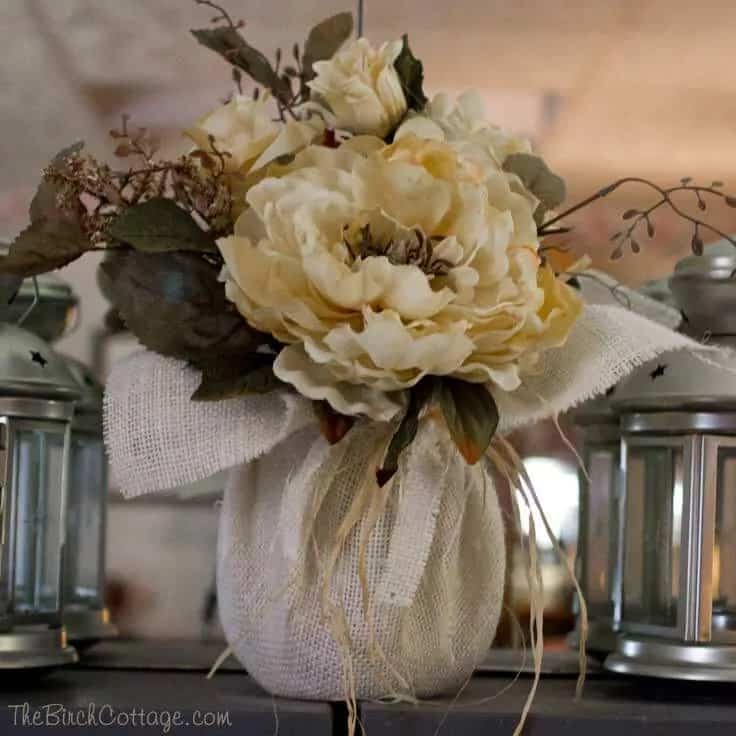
[536,226,571,236]
[560,270,632,310]
[538,177,736,257]
[195,0,238,29]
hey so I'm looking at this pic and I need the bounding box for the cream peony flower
[308,38,407,138]
[218,135,581,420]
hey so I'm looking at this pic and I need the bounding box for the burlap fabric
[104,302,698,699]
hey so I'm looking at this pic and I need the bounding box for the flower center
[342,223,454,276]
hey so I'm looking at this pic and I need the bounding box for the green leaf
[192,356,281,401]
[108,198,217,253]
[0,143,90,277]
[376,380,434,487]
[437,378,499,465]
[313,400,355,445]
[2,218,88,277]
[394,34,428,112]
[99,250,265,367]
[503,153,567,212]
[191,26,290,102]
[533,203,548,228]
[301,12,354,82]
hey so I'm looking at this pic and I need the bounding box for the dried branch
[538,177,736,258]
[192,4,351,119]
[193,0,297,114]
[43,123,234,247]
[110,115,159,163]
[536,226,571,237]
[194,0,242,30]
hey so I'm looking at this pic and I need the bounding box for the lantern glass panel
[0,422,9,627]
[12,427,65,614]
[715,447,736,623]
[65,435,105,607]
[583,447,619,607]
[622,444,684,628]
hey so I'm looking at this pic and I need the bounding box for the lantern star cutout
[30,350,48,368]
[649,364,667,380]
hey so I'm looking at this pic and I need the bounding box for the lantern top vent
[674,240,736,279]
[611,348,736,420]
[670,239,736,337]
[0,324,80,402]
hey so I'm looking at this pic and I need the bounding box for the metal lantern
[0,275,78,343]
[571,394,621,655]
[605,240,736,680]
[62,357,117,648]
[571,278,677,656]
[0,324,79,669]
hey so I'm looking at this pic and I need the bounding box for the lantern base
[567,619,618,658]
[605,634,736,681]
[0,627,77,670]
[64,607,118,649]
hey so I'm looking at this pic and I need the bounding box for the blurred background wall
[2,0,735,641]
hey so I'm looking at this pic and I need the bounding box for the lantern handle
[356,0,364,38]
[16,276,40,327]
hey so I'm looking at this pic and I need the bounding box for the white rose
[186,96,323,174]
[308,38,407,138]
[395,91,541,212]
[429,90,533,164]
[218,136,581,420]
[186,96,324,219]
[396,90,532,169]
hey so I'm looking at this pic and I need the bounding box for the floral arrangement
[8,7,736,730]
[3,2,735,483]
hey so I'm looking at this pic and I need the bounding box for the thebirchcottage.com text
[7,702,232,732]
